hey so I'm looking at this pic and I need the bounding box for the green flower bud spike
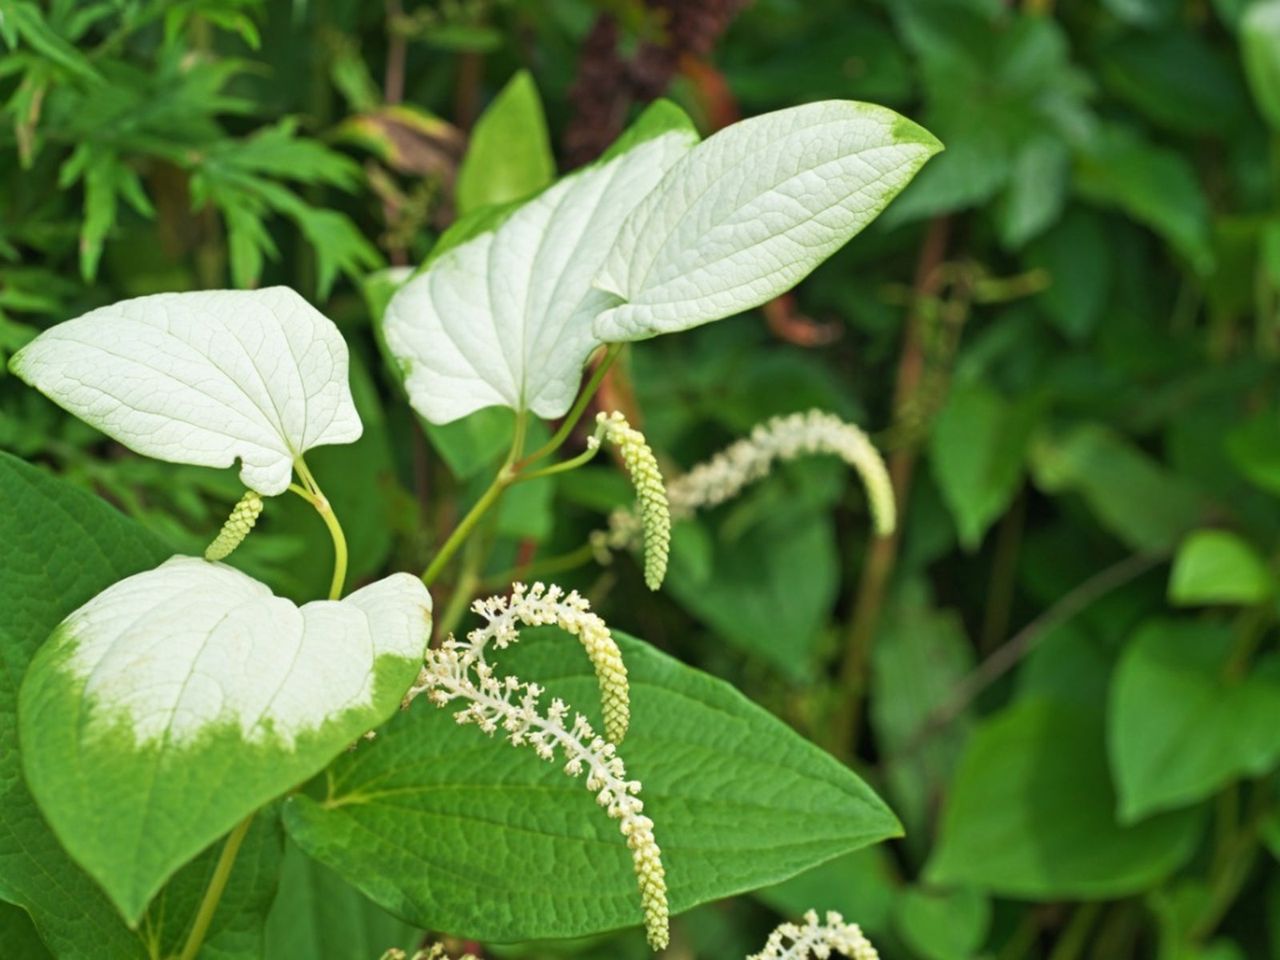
[204,490,264,561]
[593,411,670,591]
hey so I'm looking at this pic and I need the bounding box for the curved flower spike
[593,412,670,591]
[405,584,667,949]
[459,582,629,743]
[595,409,894,561]
[380,947,479,960]
[749,910,879,960]
[205,490,264,561]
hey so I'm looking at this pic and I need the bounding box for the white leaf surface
[383,129,696,424]
[593,101,942,340]
[58,556,432,747]
[9,287,362,495]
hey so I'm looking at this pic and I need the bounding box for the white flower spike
[406,585,667,949]
[593,411,671,591]
[750,910,879,960]
[205,490,265,561]
[595,409,894,559]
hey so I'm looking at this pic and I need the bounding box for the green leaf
[0,453,280,957]
[455,71,555,215]
[19,558,431,923]
[595,101,942,340]
[1030,424,1205,552]
[929,381,1038,550]
[1225,411,1280,497]
[665,509,839,679]
[4,1,102,84]
[1075,124,1214,275]
[1168,530,1275,606]
[1242,1,1280,131]
[1109,619,1280,821]
[997,136,1069,250]
[754,849,899,939]
[1026,208,1112,341]
[284,631,900,943]
[870,585,975,844]
[0,901,52,959]
[893,887,991,960]
[265,841,422,960]
[927,699,1201,898]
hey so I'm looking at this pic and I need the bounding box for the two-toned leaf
[19,556,431,924]
[9,287,362,495]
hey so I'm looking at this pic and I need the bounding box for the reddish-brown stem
[832,216,951,758]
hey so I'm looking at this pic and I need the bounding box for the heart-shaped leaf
[19,556,432,924]
[593,100,941,341]
[283,630,899,943]
[382,103,698,424]
[9,287,362,495]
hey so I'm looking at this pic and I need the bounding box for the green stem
[423,414,528,587]
[1047,902,1102,960]
[289,457,349,601]
[516,344,621,470]
[176,815,253,960]
[514,439,602,485]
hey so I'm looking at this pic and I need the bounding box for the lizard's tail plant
[750,910,880,960]
[404,583,666,947]
[4,84,937,958]
[594,409,896,564]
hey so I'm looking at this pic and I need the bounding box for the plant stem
[176,815,253,960]
[423,414,528,587]
[484,542,598,590]
[290,457,349,601]
[517,344,621,470]
[1048,902,1102,960]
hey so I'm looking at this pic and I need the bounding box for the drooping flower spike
[404,584,668,950]
[594,409,894,562]
[592,411,671,591]
[750,910,879,960]
[204,490,264,561]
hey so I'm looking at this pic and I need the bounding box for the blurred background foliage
[2,0,1280,958]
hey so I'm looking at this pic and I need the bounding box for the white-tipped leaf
[19,556,432,924]
[9,287,362,495]
[593,101,942,341]
[383,117,698,424]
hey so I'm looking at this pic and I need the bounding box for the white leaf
[9,287,362,495]
[593,101,942,341]
[383,128,696,424]
[53,556,432,747]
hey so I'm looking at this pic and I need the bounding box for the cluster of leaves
[2,1,1280,959]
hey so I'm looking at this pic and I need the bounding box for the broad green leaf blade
[1242,1,1280,131]
[0,901,52,959]
[593,101,941,341]
[754,849,899,939]
[927,700,1201,898]
[0,453,278,959]
[893,887,991,960]
[283,631,900,943]
[929,382,1038,551]
[1168,530,1276,606]
[19,557,431,924]
[455,70,555,215]
[265,841,422,960]
[1109,620,1280,822]
[9,287,362,495]
[383,108,697,424]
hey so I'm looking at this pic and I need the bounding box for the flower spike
[750,910,879,960]
[204,490,264,561]
[405,586,668,950]
[593,411,671,590]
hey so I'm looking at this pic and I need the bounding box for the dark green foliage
[2,2,1279,959]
